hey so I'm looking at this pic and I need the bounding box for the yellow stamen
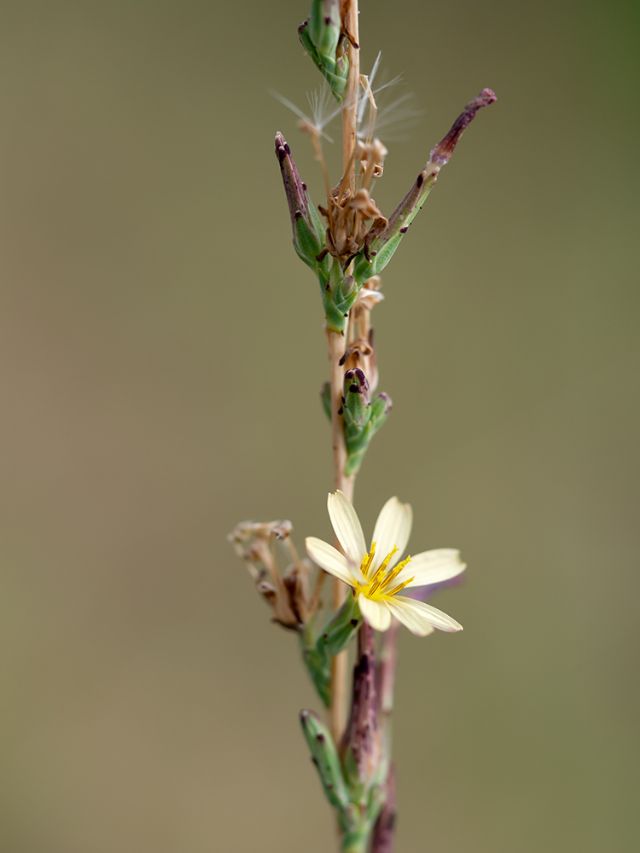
[368,546,398,595]
[379,554,412,591]
[359,542,377,579]
[385,577,415,597]
[355,546,412,602]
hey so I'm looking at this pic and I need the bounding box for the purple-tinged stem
[354,88,496,281]
[430,87,497,166]
[372,623,400,852]
[371,763,396,853]
[342,621,379,784]
[385,87,497,237]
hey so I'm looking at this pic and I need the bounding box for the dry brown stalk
[328,0,361,747]
[341,0,360,193]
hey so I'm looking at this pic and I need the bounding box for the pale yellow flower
[306,491,465,635]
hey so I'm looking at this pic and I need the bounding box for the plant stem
[331,8,389,852]
[328,0,361,747]
[371,763,396,853]
[341,0,360,193]
[327,326,354,743]
[372,625,399,852]
[342,834,368,853]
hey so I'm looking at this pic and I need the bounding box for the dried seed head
[229,519,309,630]
[229,519,293,546]
[356,137,388,184]
[283,559,313,625]
[324,186,387,263]
[342,339,373,371]
[341,335,377,392]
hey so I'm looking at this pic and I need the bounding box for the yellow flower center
[355,542,414,602]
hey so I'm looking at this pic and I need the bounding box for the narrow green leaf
[299,710,350,810]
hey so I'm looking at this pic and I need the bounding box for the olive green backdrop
[2,1,638,851]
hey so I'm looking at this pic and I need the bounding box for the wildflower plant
[229,2,495,850]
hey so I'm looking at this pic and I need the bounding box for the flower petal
[358,595,392,631]
[327,491,367,563]
[387,595,463,634]
[371,496,412,570]
[399,549,466,588]
[305,537,355,587]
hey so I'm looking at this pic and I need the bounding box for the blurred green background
[1,1,639,851]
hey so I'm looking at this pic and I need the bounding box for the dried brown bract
[320,186,387,264]
[229,520,311,629]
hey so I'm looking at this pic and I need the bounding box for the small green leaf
[317,594,361,658]
[301,639,331,706]
[299,710,350,810]
[301,596,360,706]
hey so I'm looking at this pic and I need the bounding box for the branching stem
[328,0,361,749]
[328,6,399,852]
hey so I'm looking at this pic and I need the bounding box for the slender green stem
[342,831,369,853]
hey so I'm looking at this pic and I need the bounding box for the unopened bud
[353,88,497,283]
[309,0,340,59]
[343,368,370,432]
[298,0,349,101]
[343,372,392,476]
[275,132,327,270]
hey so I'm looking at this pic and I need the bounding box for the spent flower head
[306,491,465,635]
[229,519,311,629]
